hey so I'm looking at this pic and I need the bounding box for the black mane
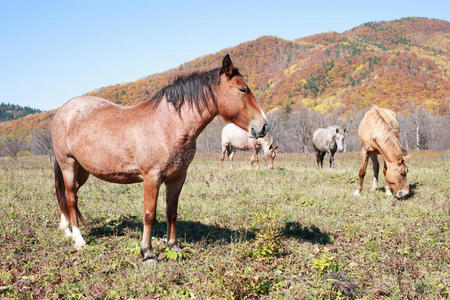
[145,67,240,112]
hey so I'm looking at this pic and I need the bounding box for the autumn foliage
[1,17,449,137]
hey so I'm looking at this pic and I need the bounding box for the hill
[1,17,449,136]
[0,103,42,122]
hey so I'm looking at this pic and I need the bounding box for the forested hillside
[0,103,41,122]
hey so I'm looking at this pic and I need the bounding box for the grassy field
[0,152,448,299]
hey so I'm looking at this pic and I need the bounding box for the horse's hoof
[74,240,86,250]
[143,257,158,265]
[353,189,360,196]
[63,228,72,237]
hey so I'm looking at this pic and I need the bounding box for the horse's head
[216,55,267,138]
[335,127,346,152]
[385,154,410,198]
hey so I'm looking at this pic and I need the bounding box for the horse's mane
[366,106,402,151]
[144,67,240,113]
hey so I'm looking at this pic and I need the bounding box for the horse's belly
[92,171,143,184]
[76,154,144,184]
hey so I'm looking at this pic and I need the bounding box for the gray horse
[312,125,346,168]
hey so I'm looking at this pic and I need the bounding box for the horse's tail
[54,161,86,226]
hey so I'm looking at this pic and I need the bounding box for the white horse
[312,125,346,168]
[220,123,278,169]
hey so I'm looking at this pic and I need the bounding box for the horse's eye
[238,87,249,94]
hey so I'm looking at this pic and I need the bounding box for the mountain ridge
[1,17,448,136]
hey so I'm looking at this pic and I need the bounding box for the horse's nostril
[261,123,268,135]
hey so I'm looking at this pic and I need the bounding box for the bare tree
[30,127,53,161]
[1,135,27,159]
[267,112,282,147]
[287,106,315,153]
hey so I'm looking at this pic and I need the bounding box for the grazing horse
[353,105,410,198]
[220,123,278,170]
[312,125,346,168]
[50,55,268,264]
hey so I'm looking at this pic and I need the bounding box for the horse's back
[358,106,399,152]
[312,128,328,150]
[53,96,120,126]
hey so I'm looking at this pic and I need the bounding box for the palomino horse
[220,123,278,170]
[312,125,346,168]
[50,55,268,264]
[353,106,410,198]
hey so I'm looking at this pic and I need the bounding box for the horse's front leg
[354,150,369,196]
[141,176,160,265]
[165,174,187,252]
[326,147,333,168]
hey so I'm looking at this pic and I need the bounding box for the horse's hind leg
[228,150,235,169]
[220,145,227,168]
[165,173,186,252]
[61,158,87,249]
[370,154,379,191]
[314,150,321,168]
[354,150,369,196]
[319,151,325,168]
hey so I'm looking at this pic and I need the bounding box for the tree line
[196,105,450,153]
[0,105,448,159]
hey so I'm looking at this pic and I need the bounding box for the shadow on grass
[87,216,331,245]
[281,222,332,245]
[87,215,255,244]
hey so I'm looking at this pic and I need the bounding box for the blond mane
[366,106,402,152]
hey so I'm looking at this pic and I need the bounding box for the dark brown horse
[50,55,267,264]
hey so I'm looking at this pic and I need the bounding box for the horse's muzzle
[251,123,268,138]
[395,190,409,199]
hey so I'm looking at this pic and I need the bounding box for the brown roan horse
[50,55,268,264]
[353,105,410,198]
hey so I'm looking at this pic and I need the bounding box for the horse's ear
[344,128,347,133]
[397,154,404,165]
[222,54,234,78]
[336,128,339,134]
[274,145,279,150]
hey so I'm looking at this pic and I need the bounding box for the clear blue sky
[1,0,448,111]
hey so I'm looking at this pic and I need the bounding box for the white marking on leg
[353,189,360,196]
[385,189,392,196]
[371,178,378,191]
[72,227,86,249]
[59,214,72,237]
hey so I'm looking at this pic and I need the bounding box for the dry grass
[0,152,448,299]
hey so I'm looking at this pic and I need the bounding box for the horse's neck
[172,103,218,142]
[378,135,403,164]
